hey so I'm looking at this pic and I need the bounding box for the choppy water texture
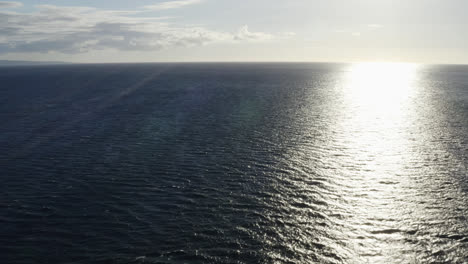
[1,63,467,263]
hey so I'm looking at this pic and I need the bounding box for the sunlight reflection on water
[322,63,464,263]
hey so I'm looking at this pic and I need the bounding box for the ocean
[1,63,467,263]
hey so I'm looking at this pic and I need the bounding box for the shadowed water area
[0,63,467,263]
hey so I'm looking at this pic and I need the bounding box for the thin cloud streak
[0,1,23,8]
[144,0,203,11]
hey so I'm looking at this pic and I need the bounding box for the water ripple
[1,63,467,263]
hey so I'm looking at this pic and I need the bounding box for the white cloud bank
[0,3,290,54]
[0,1,22,8]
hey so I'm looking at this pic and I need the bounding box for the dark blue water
[1,63,467,263]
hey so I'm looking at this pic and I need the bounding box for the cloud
[144,0,202,11]
[234,25,273,42]
[0,4,281,54]
[0,1,23,8]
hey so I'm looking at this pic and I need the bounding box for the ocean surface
[1,63,467,264]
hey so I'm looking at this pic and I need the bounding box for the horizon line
[1,60,468,66]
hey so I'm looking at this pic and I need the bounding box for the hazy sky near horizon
[0,0,467,63]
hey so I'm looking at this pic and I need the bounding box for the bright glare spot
[344,62,420,114]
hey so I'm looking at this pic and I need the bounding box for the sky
[0,0,467,64]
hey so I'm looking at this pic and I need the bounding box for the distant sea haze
[0,60,67,66]
[1,63,467,263]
